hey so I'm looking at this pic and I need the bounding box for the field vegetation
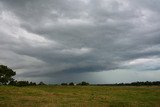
[0,85,160,107]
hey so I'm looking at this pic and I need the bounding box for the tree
[9,80,17,86]
[61,83,68,86]
[29,82,36,86]
[77,81,89,86]
[16,81,29,87]
[0,65,16,85]
[38,81,45,85]
[69,82,74,86]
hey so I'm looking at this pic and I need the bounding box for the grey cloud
[0,0,160,83]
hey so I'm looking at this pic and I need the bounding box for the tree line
[0,65,160,86]
[61,81,90,86]
[95,81,160,86]
[0,65,90,86]
[117,81,160,86]
[0,65,46,86]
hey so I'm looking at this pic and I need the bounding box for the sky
[0,0,160,84]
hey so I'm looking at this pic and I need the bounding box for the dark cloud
[0,0,160,83]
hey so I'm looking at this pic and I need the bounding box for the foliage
[0,65,38,86]
[38,81,45,85]
[117,81,160,86]
[8,80,17,86]
[95,81,160,86]
[60,81,90,86]
[61,83,68,86]
[16,81,30,87]
[77,81,89,86]
[29,82,37,86]
[69,82,74,86]
[0,65,16,85]
[9,80,37,87]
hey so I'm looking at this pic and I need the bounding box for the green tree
[0,65,16,85]
[61,83,68,86]
[16,81,29,87]
[69,82,74,86]
[38,81,45,85]
[77,81,89,86]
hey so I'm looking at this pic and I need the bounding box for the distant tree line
[9,80,46,87]
[7,80,46,87]
[0,64,90,87]
[9,80,36,87]
[0,65,160,87]
[61,81,90,86]
[96,81,160,86]
[77,81,90,86]
[119,81,160,86]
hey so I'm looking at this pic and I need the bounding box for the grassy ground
[0,85,160,107]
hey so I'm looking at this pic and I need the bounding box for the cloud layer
[0,0,160,83]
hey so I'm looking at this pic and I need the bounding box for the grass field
[0,86,160,107]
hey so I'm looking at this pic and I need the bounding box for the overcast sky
[0,0,160,84]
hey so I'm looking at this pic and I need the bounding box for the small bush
[61,83,68,86]
[69,82,74,86]
[77,81,89,86]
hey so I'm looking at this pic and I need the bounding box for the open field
[0,86,160,107]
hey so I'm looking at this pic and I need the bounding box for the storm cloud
[0,0,160,83]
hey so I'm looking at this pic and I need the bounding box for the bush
[69,82,74,86]
[38,81,45,85]
[77,81,89,86]
[9,80,37,87]
[16,81,30,87]
[61,83,68,86]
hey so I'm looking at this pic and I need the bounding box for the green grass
[0,86,160,107]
